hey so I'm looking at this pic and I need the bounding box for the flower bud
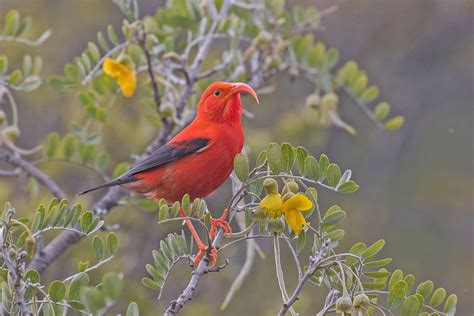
[263,178,278,194]
[305,94,321,109]
[336,296,353,313]
[2,126,20,142]
[268,217,285,235]
[282,191,295,203]
[199,0,209,16]
[352,293,370,311]
[322,92,339,110]
[286,181,299,194]
[0,110,6,125]
[9,248,16,258]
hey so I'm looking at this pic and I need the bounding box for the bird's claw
[208,208,232,238]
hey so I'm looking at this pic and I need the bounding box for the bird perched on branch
[79,81,259,266]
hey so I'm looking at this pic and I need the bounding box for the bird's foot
[193,244,217,268]
[208,208,232,238]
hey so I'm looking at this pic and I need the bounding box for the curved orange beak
[230,82,259,104]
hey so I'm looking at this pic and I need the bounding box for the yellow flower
[259,193,283,218]
[282,194,312,235]
[259,193,312,235]
[103,57,136,97]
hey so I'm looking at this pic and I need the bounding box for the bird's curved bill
[231,83,259,104]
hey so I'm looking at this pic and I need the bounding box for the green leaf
[429,288,446,307]
[318,154,329,180]
[388,280,408,309]
[77,261,89,272]
[365,270,391,279]
[0,55,8,75]
[389,269,404,291]
[159,204,169,221]
[295,146,308,175]
[80,211,93,232]
[69,272,89,300]
[304,156,320,181]
[281,143,295,172]
[256,150,267,167]
[361,239,385,258]
[48,280,66,302]
[23,55,32,76]
[360,86,379,103]
[321,205,345,226]
[400,295,421,316]
[61,133,77,159]
[296,230,306,254]
[16,75,41,91]
[362,282,386,290]
[170,201,180,218]
[102,272,122,299]
[365,258,392,267]
[443,294,457,314]
[84,288,106,312]
[45,132,61,157]
[404,274,415,294]
[107,25,119,45]
[233,153,249,182]
[106,232,119,255]
[182,194,191,216]
[337,181,359,193]
[416,280,434,299]
[92,236,105,260]
[267,143,282,174]
[126,302,140,316]
[325,229,345,242]
[374,102,391,120]
[3,10,20,36]
[384,116,405,130]
[142,277,161,290]
[326,163,341,187]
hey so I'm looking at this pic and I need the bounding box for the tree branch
[0,147,67,201]
[278,241,330,316]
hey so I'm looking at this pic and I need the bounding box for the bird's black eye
[213,89,221,96]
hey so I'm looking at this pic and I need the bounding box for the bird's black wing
[78,137,209,195]
[124,137,209,176]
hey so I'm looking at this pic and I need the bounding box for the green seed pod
[336,296,353,313]
[282,191,295,203]
[263,178,278,194]
[2,126,20,142]
[352,293,370,311]
[268,217,285,235]
[9,248,16,258]
[322,92,339,110]
[305,94,321,109]
[0,110,6,125]
[25,235,36,259]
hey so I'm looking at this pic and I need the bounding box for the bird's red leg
[208,208,232,238]
[179,207,217,267]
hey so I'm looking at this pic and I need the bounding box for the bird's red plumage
[122,82,257,202]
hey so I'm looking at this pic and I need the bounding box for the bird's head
[196,82,259,123]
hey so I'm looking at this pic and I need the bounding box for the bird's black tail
[77,177,134,196]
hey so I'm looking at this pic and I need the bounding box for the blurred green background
[0,0,472,315]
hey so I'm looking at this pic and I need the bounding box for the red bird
[79,82,259,265]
